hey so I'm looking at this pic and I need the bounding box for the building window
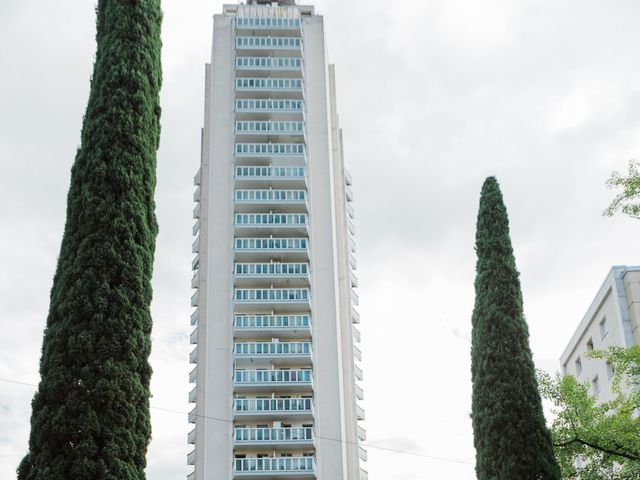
[592,376,600,395]
[575,357,583,376]
[586,338,594,351]
[600,317,608,339]
[606,361,615,379]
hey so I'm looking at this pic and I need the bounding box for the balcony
[234,369,313,392]
[235,120,305,136]
[234,165,306,188]
[234,397,313,420]
[236,36,302,52]
[234,213,308,235]
[235,57,303,73]
[234,189,307,213]
[234,238,309,262]
[235,99,304,119]
[234,427,314,449]
[234,262,310,287]
[234,288,310,312]
[233,457,315,479]
[235,143,305,160]
[234,314,311,339]
[234,341,312,365]
[235,17,301,31]
[235,262,309,276]
[235,78,303,94]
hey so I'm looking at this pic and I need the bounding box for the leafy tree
[18,1,162,479]
[604,159,640,219]
[539,346,640,479]
[471,176,560,479]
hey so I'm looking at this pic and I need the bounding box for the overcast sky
[1,0,640,478]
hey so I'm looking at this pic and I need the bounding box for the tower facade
[188,2,366,479]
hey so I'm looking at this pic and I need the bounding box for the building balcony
[234,262,310,287]
[234,397,313,420]
[234,238,309,262]
[235,78,303,96]
[236,36,302,52]
[235,143,305,160]
[234,427,314,449]
[234,189,307,213]
[234,288,310,312]
[234,314,311,339]
[234,369,313,392]
[234,213,308,235]
[235,16,301,32]
[235,57,303,73]
[235,120,305,136]
[233,457,315,479]
[234,166,306,189]
[234,341,312,366]
[235,99,304,120]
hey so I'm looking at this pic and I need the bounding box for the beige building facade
[560,265,640,403]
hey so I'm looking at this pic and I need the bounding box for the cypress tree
[471,177,560,480]
[18,1,162,479]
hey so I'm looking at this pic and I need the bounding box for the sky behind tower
[1,1,639,479]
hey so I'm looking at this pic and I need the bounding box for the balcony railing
[234,397,313,415]
[235,99,304,113]
[234,369,312,385]
[235,143,305,157]
[235,78,303,92]
[235,314,310,329]
[235,57,303,71]
[234,213,307,228]
[234,457,314,475]
[235,237,308,252]
[236,120,305,134]
[235,189,306,202]
[234,262,309,277]
[234,342,311,356]
[236,36,302,50]
[234,288,309,303]
[235,165,305,180]
[235,427,313,444]
[235,17,301,30]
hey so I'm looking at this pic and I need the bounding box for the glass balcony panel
[236,36,302,50]
[235,120,305,134]
[235,98,304,113]
[235,57,303,71]
[235,17,301,31]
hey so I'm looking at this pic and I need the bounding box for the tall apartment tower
[188,1,366,479]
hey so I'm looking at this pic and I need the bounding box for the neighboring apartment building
[560,265,640,404]
[187,1,366,479]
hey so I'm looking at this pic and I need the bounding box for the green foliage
[539,346,640,479]
[471,177,560,480]
[18,1,162,479]
[604,159,640,219]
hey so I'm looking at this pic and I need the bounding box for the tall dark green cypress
[471,177,560,480]
[18,1,162,479]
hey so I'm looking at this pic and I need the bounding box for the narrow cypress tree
[471,177,560,480]
[18,1,162,479]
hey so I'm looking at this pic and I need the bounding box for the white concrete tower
[187,1,366,479]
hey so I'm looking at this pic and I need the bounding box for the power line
[0,377,473,466]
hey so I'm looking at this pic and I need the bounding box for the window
[575,357,583,376]
[592,376,600,395]
[606,361,615,379]
[600,317,608,339]
[586,338,594,351]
